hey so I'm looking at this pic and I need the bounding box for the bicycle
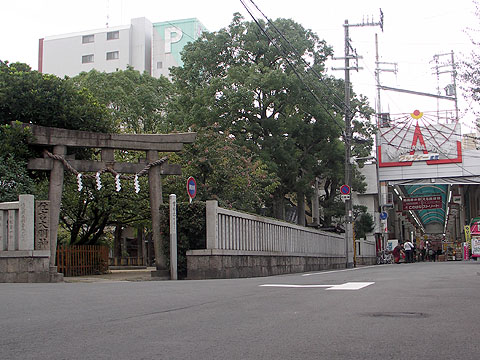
[376,250,394,264]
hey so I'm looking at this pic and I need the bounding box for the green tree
[0,123,36,202]
[63,68,176,246]
[170,14,374,222]
[70,67,173,133]
[57,174,151,246]
[163,127,280,213]
[0,155,36,202]
[0,61,112,132]
[0,61,116,244]
[460,1,480,124]
[354,206,375,240]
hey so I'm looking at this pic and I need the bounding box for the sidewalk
[63,267,159,283]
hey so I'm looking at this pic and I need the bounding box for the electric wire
[244,0,353,118]
[240,0,480,181]
[238,0,346,134]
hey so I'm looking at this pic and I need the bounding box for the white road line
[260,284,332,288]
[259,282,375,290]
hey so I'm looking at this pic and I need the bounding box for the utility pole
[375,33,397,115]
[343,19,354,269]
[333,10,383,269]
[431,51,459,123]
[374,33,396,253]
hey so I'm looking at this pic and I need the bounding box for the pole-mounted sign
[340,184,351,201]
[186,176,197,203]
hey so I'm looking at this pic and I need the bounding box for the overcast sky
[1,0,478,131]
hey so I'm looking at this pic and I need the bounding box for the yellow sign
[411,110,424,119]
[465,225,471,248]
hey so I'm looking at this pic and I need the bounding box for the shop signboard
[472,237,480,258]
[468,218,480,258]
[464,242,470,260]
[387,239,398,252]
[470,217,480,234]
[402,196,442,211]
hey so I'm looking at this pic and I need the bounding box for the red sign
[470,218,480,235]
[402,196,442,211]
[186,177,197,199]
[340,185,351,195]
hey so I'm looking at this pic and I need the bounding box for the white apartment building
[38,17,206,78]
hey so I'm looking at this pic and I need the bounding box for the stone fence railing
[187,200,346,279]
[206,200,345,256]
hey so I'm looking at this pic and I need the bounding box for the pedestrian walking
[404,240,414,263]
[428,246,436,262]
[392,243,402,264]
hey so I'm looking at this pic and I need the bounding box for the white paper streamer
[77,173,83,191]
[115,174,121,192]
[134,175,140,193]
[96,172,102,190]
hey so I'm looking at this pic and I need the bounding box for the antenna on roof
[106,0,110,28]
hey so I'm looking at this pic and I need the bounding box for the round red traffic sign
[187,177,197,199]
[340,184,351,195]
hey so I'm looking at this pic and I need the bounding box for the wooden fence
[110,257,144,266]
[56,245,109,277]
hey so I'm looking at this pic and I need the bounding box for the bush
[160,201,206,278]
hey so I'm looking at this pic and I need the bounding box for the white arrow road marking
[326,282,374,290]
[259,282,374,290]
[302,265,377,277]
[260,284,332,288]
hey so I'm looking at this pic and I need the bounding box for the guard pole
[169,194,178,280]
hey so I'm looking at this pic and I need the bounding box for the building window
[106,51,119,60]
[107,31,119,40]
[156,61,163,69]
[82,34,94,44]
[82,54,94,64]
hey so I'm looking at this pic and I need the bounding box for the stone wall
[0,251,53,282]
[355,256,376,266]
[187,250,345,280]
[186,201,349,280]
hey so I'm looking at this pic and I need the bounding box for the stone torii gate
[24,124,196,278]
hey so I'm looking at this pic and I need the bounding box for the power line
[245,0,351,116]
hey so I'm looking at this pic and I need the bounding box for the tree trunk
[296,190,305,226]
[114,224,122,259]
[137,226,144,266]
[272,190,285,220]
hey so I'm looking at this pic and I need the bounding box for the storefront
[470,217,480,258]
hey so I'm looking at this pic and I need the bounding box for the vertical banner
[464,225,471,261]
[464,225,471,248]
[463,242,470,261]
[169,194,177,280]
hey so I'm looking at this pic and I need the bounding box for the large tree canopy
[0,61,113,203]
[0,61,112,132]
[460,1,480,122]
[70,67,173,134]
[170,14,374,222]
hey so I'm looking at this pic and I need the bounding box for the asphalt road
[1,261,479,360]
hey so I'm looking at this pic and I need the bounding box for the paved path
[2,262,479,359]
[63,267,158,283]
